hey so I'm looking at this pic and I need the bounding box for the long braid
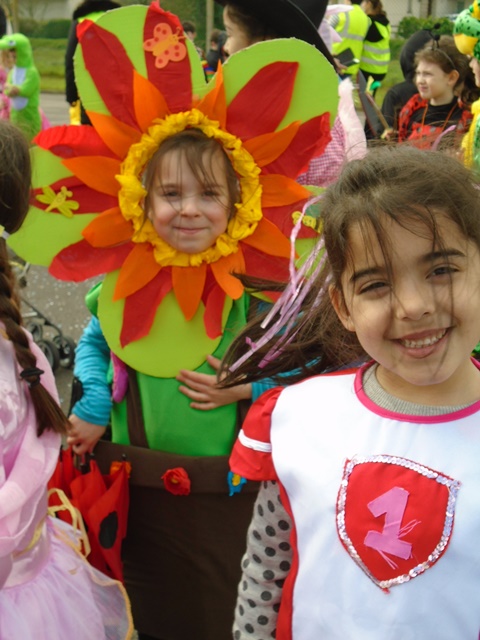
[0,121,68,436]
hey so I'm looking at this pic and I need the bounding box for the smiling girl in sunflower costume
[8,3,338,638]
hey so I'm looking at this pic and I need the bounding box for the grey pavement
[40,92,70,128]
[21,94,93,412]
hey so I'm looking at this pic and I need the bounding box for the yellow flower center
[117,109,263,267]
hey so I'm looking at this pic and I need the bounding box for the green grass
[31,38,66,93]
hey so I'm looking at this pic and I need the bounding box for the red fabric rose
[161,467,191,496]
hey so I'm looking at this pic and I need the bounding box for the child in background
[223,145,480,639]
[0,47,12,121]
[330,0,370,78]
[378,28,433,136]
[0,119,132,639]
[359,0,391,88]
[217,0,366,189]
[0,34,41,141]
[182,20,204,59]
[204,28,226,80]
[65,0,121,126]
[397,35,478,148]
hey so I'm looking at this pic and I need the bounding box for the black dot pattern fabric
[233,481,292,639]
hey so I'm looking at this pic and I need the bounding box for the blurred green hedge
[396,16,454,39]
[19,18,71,39]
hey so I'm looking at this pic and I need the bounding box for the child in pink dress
[0,62,10,120]
[0,119,132,640]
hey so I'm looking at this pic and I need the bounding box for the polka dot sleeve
[233,480,292,639]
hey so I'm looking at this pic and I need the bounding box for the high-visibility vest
[332,5,370,76]
[360,20,391,77]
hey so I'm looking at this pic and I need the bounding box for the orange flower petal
[62,156,121,197]
[243,122,300,168]
[86,111,141,158]
[241,217,291,259]
[210,250,245,299]
[260,174,310,207]
[83,207,133,247]
[133,70,170,132]
[172,264,207,321]
[196,62,227,129]
[113,243,161,300]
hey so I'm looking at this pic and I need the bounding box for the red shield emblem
[336,455,460,591]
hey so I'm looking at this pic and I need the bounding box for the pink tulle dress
[0,66,10,121]
[0,333,133,640]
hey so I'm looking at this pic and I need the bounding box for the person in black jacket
[65,0,120,125]
[0,6,7,38]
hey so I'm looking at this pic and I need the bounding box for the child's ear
[448,69,460,87]
[329,284,356,332]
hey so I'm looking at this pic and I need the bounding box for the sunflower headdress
[9,2,338,376]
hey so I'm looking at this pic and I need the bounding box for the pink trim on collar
[354,360,480,424]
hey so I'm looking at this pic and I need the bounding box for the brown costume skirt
[123,485,257,639]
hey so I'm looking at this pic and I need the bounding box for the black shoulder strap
[125,365,149,448]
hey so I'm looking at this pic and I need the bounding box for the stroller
[12,258,76,372]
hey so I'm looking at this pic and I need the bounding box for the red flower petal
[34,124,117,159]
[241,244,290,284]
[78,20,138,130]
[263,113,332,178]
[143,4,192,112]
[120,268,173,347]
[263,202,317,238]
[162,467,191,496]
[243,122,300,168]
[226,62,298,140]
[241,217,291,258]
[49,239,134,281]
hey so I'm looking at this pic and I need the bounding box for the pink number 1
[364,486,413,560]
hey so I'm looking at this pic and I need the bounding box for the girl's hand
[177,354,252,410]
[381,128,395,141]
[67,414,106,455]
